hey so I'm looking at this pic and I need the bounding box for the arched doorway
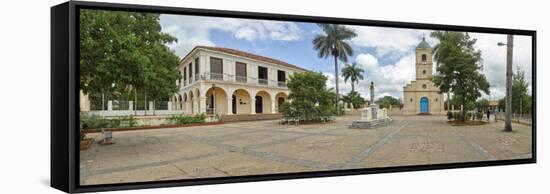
[275,92,288,112]
[178,94,183,110]
[255,91,272,114]
[278,98,285,107]
[233,89,251,114]
[232,95,237,114]
[188,91,194,114]
[255,96,263,113]
[205,87,228,115]
[420,97,429,113]
[183,93,188,113]
[195,88,200,113]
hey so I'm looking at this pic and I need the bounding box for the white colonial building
[172,46,307,115]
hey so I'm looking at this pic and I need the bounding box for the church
[402,37,445,115]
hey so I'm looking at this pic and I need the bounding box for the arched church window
[421,54,427,62]
[422,70,426,75]
[436,98,438,102]
[410,98,413,102]
[422,84,427,89]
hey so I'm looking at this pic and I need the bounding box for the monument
[349,82,392,129]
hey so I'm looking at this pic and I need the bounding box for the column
[107,100,113,111]
[250,97,256,114]
[271,96,276,113]
[227,97,233,115]
[192,98,197,114]
[129,101,134,111]
[167,102,172,111]
[199,97,207,114]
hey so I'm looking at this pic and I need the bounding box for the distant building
[173,46,307,115]
[402,38,445,115]
[489,100,499,112]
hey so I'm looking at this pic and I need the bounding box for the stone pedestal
[350,104,392,129]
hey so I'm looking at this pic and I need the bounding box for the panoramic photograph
[78,9,533,185]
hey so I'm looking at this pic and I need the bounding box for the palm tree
[342,62,364,92]
[313,24,357,114]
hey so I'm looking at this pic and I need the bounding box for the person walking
[486,110,491,122]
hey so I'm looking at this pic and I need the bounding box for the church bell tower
[415,37,433,80]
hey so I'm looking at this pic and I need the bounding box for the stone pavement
[80,115,532,185]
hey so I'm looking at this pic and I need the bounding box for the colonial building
[173,46,307,115]
[402,38,445,115]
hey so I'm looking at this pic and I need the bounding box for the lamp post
[498,34,513,132]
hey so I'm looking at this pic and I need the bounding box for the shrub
[281,72,336,123]
[169,113,206,125]
[465,112,473,121]
[80,114,109,129]
[81,114,138,129]
[447,111,453,120]
[475,112,483,120]
[452,112,462,121]
[117,115,137,128]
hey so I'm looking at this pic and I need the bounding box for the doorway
[255,96,263,113]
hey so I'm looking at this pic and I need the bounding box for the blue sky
[159,14,533,101]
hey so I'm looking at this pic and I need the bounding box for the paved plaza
[80,115,532,185]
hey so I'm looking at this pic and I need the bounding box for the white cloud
[470,33,533,99]
[323,72,352,94]
[355,53,379,72]
[348,29,533,101]
[160,14,303,57]
[325,53,415,101]
[348,26,435,57]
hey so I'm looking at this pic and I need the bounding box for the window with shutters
[210,57,223,80]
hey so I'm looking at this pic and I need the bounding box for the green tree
[342,91,365,109]
[281,72,335,121]
[143,45,181,115]
[512,67,530,114]
[498,97,506,112]
[430,31,490,121]
[341,62,365,92]
[375,96,402,109]
[79,10,181,107]
[476,99,490,112]
[313,24,357,114]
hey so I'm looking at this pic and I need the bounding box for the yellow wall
[234,89,251,114]
[256,91,272,113]
[206,88,228,114]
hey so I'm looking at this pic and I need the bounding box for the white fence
[86,100,185,117]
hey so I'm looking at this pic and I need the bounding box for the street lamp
[497,34,514,132]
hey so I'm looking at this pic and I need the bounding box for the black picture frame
[51,1,537,193]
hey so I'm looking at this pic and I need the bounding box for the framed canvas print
[51,1,536,193]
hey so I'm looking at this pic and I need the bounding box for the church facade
[402,38,445,115]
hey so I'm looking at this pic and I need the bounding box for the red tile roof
[182,46,308,72]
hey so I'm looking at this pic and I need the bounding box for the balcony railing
[209,72,224,81]
[236,76,247,83]
[195,73,199,81]
[258,79,268,85]
[181,72,288,89]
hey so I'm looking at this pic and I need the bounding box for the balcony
[179,72,288,90]
[209,72,224,81]
[258,79,268,85]
[235,76,247,83]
